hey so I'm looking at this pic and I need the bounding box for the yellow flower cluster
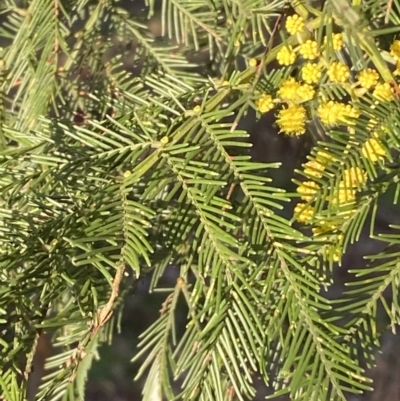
[331,182,356,206]
[343,166,367,187]
[362,138,386,163]
[256,94,274,113]
[277,46,296,66]
[248,58,258,67]
[316,149,334,164]
[277,77,315,103]
[303,159,325,178]
[327,61,350,83]
[373,82,394,101]
[297,181,320,202]
[317,101,359,126]
[324,33,344,51]
[317,101,338,126]
[264,23,400,264]
[299,40,319,60]
[358,68,379,89]
[301,63,322,84]
[332,33,344,51]
[390,40,400,60]
[294,203,314,223]
[286,14,305,35]
[276,105,307,135]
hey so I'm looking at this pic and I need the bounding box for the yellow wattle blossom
[340,104,360,126]
[277,78,315,103]
[362,138,386,163]
[285,14,305,35]
[299,40,319,60]
[316,149,334,164]
[317,101,358,126]
[277,77,300,101]
[327,61,350,83]
[373,82,394,101]
[294,203,314,223]
[256,94,274,113]
[297,83,315,102]
[303,159,325,178]
[390,40,400,60]
[297,181,320,202]
[276,105,307,136]
[277,46,296,66]
[324,33,344,51]
[358,68,379,89]
[249,58,258,67]
[343,166,367,187]
[331,181,356,206]
[301,63,322,84]
[317,101,338,125]
[332,33,344,51]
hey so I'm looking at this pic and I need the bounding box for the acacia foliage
[1,0,400,400]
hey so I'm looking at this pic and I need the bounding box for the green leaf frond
[4,0,400,401]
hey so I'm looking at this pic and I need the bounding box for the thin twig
[385,0,394,24]
[90,263,126,339]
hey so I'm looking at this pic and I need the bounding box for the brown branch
[90,263,126,339]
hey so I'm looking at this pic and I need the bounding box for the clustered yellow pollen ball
[278,78,315,103]
[317,101,358,126]
[390,40,400,60]
[358,68,379,89]
[331,182,356,206]
[303,159,325,178]
[299,40,319,60]
[373,82,394,102]
[249,58,258,67]
[277,46,296,66]
[294,203,314,223]
[297,181,320,202]
[328,61,350,83]
[332,33,344,51]
[277,77,299,101]
[301,63,322,84]
[297,83,315,102]
[256,94,274,113]
[362,138,386,163]
[276,105,307,136]
[317,101,340,126]
[316,149,334,164]
[343,166,367,187]
[285,14,305,35]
